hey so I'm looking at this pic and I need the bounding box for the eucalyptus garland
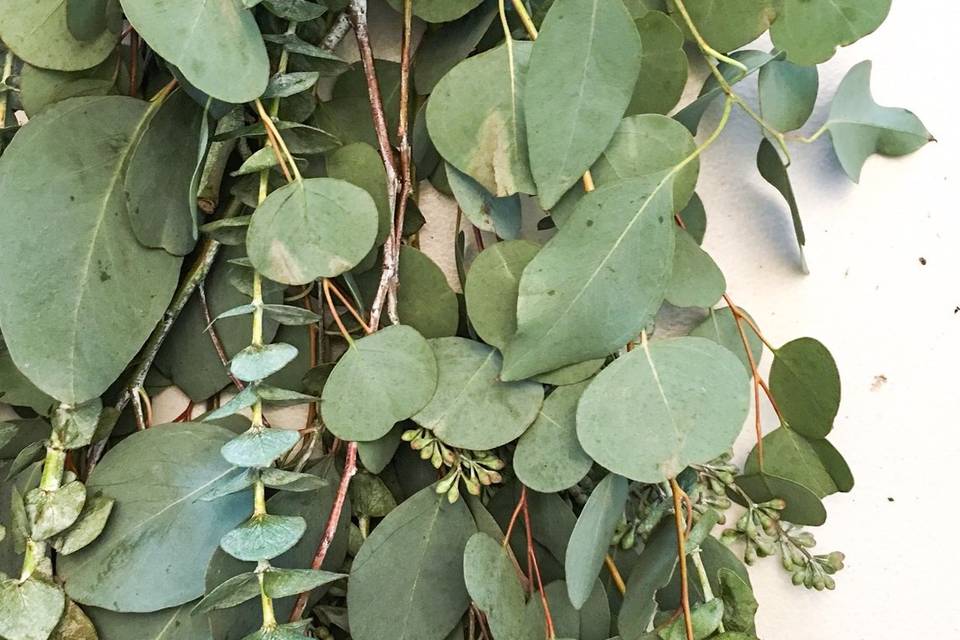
[0,0,932,639]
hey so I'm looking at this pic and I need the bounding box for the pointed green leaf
[577,337,750,482]
[769,337,840,438]
[525,580,610,640]
[669,0,775,53]
[756,138,807,272]
[514,382,594,493]
[618,521,680,637]
[220,514,307,562]
[463,532,528,640]
[758,59,819,133]
[57,423,252,612]
[204,385,259,421]
[125,89,203,256]
[526,0,643,208]
[262,0,328,21]
[731,473,826,526]
[221,428,301,468]
[0,96,182,404]
[770,0,891,65]
[263,72,319,99]
[0,576,66,640]
[427,42,535,196]
[665,227,726,308]
[194,572,260,613]
[447,164,522,240]
[260,468,328,493]
[247,177,379,285]
[348,485,475,640]
[7,442,45,481]
[0,0,117,71]
[119,0,269,103]
[255,384,317,407]
[501,177,676,380]
[566,473,628,609]
[230,343,299,382]
[824,61,934,182]
[744,427,852,497]
[262,567,345,599]
[322,325,437,442]
[52,493,115,555]
[413,338,543,450]
[0,347,56,415]
[629,11,688,116]
[261,305,322,326]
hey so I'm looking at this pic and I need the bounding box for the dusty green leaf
[57,423,251,612]
[769,337,840,438]
[263,72,319,99]
[53,493,115,555]
[261,305,321,327]
[247,177,379,285]
[348,485,474,640]
[824,61,934,182]
[448,164,522,239]
[464,240,540,349]
[565,473,628,609]
[125,89,203,256]
[260,468,328,493]
[618,521,680,638]
[756,138,807,272]
[86,602,213,640]
[25,481,86,541]
[0,576,66,640]
[0,347,56,415]
[577,337,750,482]
[731,473,827,526]
[19,56,117,117]
[514,382,593,493]
[669,0,776,53]
[525,580,610,640]
[688,307,763,375]
[744,427,852,498]
[325,142,391,245]
[65,0,109,41]
[53,399,103,450]
[659,599,724,640]
[220,514,307,562]
[758,59,819,133]
[665,227,726,308]
[501,177,676,380]
[262,568,345,599]
[413,338,543,450]
[414,2,497,95]
[770,0,891,65]
[388,246,459,339]
[262,0,328,21]
[322,325,438,442]
[349,472,397,518]
[0,0,117,71]
[463,532,528,640]
[629,11,688,116]
[119,0,268,103]
[386,0,483,22]
[357,427,403,474]
[194,572,260,613]
[526,0,643,208]
[221,428,301,468]
[718,568,758,633]
[0,96,182,405]
[427,41,535,196]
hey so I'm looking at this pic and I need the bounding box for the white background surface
[3,2,954,637]
[695,2,959,637]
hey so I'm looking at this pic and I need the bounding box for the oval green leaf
[769,337,840,438]
[220,514,307,562]
[770,0,891,66]
[0,0,116,71]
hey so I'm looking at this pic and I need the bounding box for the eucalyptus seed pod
[441,447,457,466]
[463,474,481,496]
[823,574,836,590]
[794,531,816,548]
[620,528,636,550]
[430,446,444,468]
[446,482,461,504]
[401,428,419,442]
[743,540,757,565]
[791,570,805,586]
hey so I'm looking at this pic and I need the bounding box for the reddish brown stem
[670,478,695,640]
[289,441,358,622]
[523,497,555,639]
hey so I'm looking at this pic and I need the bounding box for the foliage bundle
[0,0,931,639]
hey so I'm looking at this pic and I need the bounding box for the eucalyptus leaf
[220,514,307,562]
[386,0,483,22]
[86,602,213,640]
[0,96,182,404]
[412,338,543,450]
[718,568,759,633]
[260,468,328,492]
[321,325,438,442]
[770,0,891,65]
[119,0,269,103]
[463,532,528,640]
[464,240,540,350]
[665,227,726,309]
[246,178,379,285]
[824,61,934,182]
[262,567,345,598]
[19,57,117,117]
[230,343,299,382]
[193,572,260,613]
[565,473,628,609]
[57,423,252,612]
[348,485,475,640]
[688,306,762,376]
[577,337,750,482]
[514,382,593,493]
[525,0,643,208]
[52,493,116,555]
[659,599,724,640]
[25,480,86,541]
[669,0,776,53]
[731,473,827,526]
[221,428,301,468]
[427,42,535,196]
[263,72,320,99]
[769,337,840,439]
[0,576,66,640]
[414,2,498,95]
[447,165,522,239]
[0,0,117,71]
[325,143,392,245]
[357,427,403,474]
[756,138,807,272]
[744,427,852,498]
[629,11,688,116]
[758,59,819,133]
[618,521,680,638]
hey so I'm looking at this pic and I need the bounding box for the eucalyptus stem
[691,549,725,633]
[0,49,14,130]
[669,478,695,640]
[19,432,67,581]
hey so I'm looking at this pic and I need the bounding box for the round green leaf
[758,59,819,133]
[577,337,750,482]
[770,0,891,66]
[57,423,252,612]
[427,42,536,196]
[731,473,827,526]
[25,480,86,541]
[464,240,540,349]
[326,142,391,245]
[525,0,643,208]
[0,96,182,404]
[348,485,475,640]
[247,177,379,285]
[628,11,688,116]
[0,0,116,71]
[386,0,482,22]
[221,427,301,468]
[413,338,543,450]
[0,576,66,640]
[501,178,676,380]
[525,581,609,640]
[230,343,299,383]
[670,0,776,53]
[321,325,438,442]
[19,56,117,116]
[665,227,726,309]
[769,337,840,438]
[824,61,934,182]
[119,0,269,103]
[395,246,460,339]
[514,382,594,493]
[220,514,307,562]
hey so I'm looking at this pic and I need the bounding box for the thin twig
[289,441,358,621]
[523,498,555,639]
[670,478,695,640]
[604,555,627,595]
[199,285,246,392]
[325,279,372,334]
